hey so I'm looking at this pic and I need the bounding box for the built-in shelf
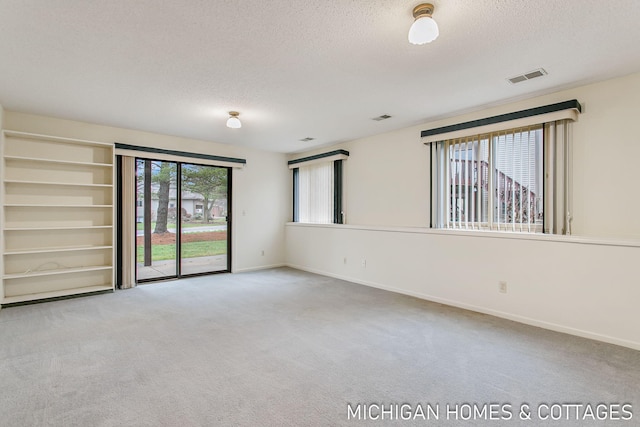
[1,130,115,304]
[3,265,113,280]
[2,285,113,305]
[4,155,112,168]
[4,246,113,256]
[4,180,113,188]
[4,225,113,231]
[3,204,113,208]
[2,130,113,147]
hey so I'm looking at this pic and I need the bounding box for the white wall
[286,72,640,350]
[290,72,640,238]
[3,111,289,273]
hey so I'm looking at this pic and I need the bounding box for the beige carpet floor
[1,267,638,426]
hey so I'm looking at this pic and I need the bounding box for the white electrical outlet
[499,281,507,293]
[361,259,367,268]
[261,250,265,256]
[343,257,347,264]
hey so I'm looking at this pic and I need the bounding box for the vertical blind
[493,127,543,231]
[544,120,573,235]
[297,162,334,224]
[118,155,137,289]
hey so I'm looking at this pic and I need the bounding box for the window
[425,100,581,235]
[289,150,349,224]
[433,125,543,232]
[297,162,334,223]
[428,120,573,234]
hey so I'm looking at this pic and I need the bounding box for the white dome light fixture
[226,111,242,129]
[408,3,439,45]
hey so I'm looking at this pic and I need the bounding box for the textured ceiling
[1,0,640,153]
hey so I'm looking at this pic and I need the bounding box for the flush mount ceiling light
[408,3,439,45]
[226,111,241,129]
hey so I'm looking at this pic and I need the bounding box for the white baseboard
[233,263,286,273]
[286,263,640,351]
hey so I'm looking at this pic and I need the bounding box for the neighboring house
[136,183,227,223]
[450,158,540,224]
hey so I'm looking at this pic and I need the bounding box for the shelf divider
[3,265,113,280]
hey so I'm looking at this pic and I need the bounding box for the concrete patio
[137,255,228,281]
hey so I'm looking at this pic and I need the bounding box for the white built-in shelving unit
[1,130,114,305]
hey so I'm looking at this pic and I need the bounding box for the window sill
[285,222,640,249]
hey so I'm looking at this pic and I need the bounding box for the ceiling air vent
[299,137,315,142]
[508,68,547,84]
[372,114,392,121]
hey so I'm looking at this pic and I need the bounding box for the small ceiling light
[408,3,439,45]
[226,111,241,129]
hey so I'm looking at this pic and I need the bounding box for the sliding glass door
[135,158,230,282]
[180,163,229,275]
[136,159,178,281]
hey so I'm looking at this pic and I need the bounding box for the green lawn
[137,219,226,230]
[137,240,227,262]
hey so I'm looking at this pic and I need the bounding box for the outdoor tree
[153,161,176,233]
[182,166,227,223]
